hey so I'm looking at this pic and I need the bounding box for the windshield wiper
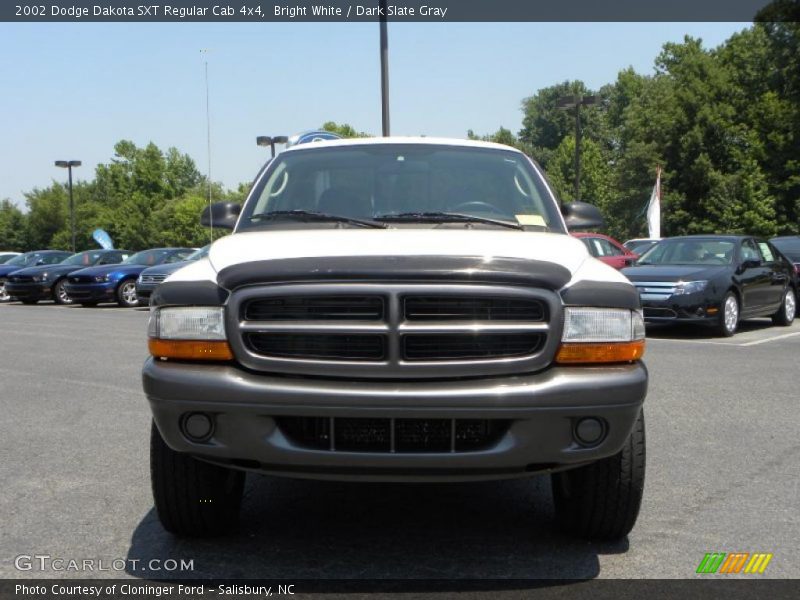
[374,212,524,231]
[250,210,386,229]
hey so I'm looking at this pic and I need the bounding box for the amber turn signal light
[148,339,234,361]
[555,340,645,364]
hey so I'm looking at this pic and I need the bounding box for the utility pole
[202,49,213,242]
[379,0,390,136]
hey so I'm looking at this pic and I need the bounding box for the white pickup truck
[142,137,647,540]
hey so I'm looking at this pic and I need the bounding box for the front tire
[552,410,645,541]
[117,279,138,307]
[771,287,796,327]
[716,291,739,337]
[52,278,73,305]
[0,278,9,302]
[150,421,245,537]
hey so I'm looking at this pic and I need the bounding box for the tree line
[469,15,800,240]
[2,14,798,252]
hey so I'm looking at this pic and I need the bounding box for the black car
[0,250,73,302]
[622,235,796,336]
[4,249,131,305]
[135,245,209,306]
[771,236,800,310]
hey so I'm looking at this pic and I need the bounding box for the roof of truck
[281,136,523,154]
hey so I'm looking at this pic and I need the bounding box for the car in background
[622,235,796,336]
[64,248,195,308]
[771,236,800,311]
[623,238,661,255]
[135,245,210,306]
[0,250,73,302]
[4,249,131,305]
[572,232,638,269]
[0,252,21,264]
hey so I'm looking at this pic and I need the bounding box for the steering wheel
[449,201,506,216]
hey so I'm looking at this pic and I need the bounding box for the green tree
[0,200,28,251]
[321,121,371,138]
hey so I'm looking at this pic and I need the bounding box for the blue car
[0,250,73,302]
[64,247,195,307]
[135,245,210,306]
[4,249,131,305]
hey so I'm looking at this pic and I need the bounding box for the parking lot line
[737,330,800,346]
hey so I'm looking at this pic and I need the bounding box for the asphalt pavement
[1,302,798,581]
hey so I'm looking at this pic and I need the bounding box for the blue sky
[0,22,749,208]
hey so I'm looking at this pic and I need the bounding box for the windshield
[0,254,19,264]
[185,245,211,261]
[239,144,561,231]
[637,239,736,265]
[771,238,800,261]
[61,251,106,266]
[123,250,175,266]
[6,252,39,267]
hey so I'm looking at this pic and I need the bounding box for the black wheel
[771,287,796,327]
[117,279,138,307]
[552,410,645,541]
[52,278,73,305]
[21,298,38,305]
[80,302,99,307]
[150,421,245,537]
[715,291,739,337]
[0,278,9,302]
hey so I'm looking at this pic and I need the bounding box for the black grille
[404,296,545,321]
[643,307,677,319]
[9,275,34,283]
[69,275,94,284]
[402,333,544,361]
[277,417,508,453]
[245,296,384,321]
[245,333,386,361]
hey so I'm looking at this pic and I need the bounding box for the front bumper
[63,281,116,302]
[143,359,648,482]
[135,282,156,305]
[640,295,721,323]
[4,281,49,300]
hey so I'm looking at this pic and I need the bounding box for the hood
[0,264,28,277]
[69,264,146,277]
[207,229,591,275]
[139,260,192,277]
[622,264,728,281]
[8,264,76,277]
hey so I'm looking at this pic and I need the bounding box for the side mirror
[562,201,605,231]
[740,258,761,271]
[201,202,241,230]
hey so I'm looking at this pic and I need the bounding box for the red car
[572,232,638,270]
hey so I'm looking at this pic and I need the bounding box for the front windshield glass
[772,238,800,261]
[239,144,560,230]
[123,250,172,266]
[6,252,37,267]
[61,251,106,266]
[185,245,211,261]
[637,239,736,265]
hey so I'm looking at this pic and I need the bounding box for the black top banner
[0,0,791,22]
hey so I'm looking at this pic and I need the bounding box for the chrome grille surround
[227,283,562,379]
[632,281,677,302]
[139,274,168,284]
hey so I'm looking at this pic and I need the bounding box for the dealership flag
[646,167,662,239]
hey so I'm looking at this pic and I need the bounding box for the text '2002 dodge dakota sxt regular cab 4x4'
[142,138,647,540]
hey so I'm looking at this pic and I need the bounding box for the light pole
[379,0,390,136]
[556,95,598,201]
[54,160,81,252]
[256,135,288,158]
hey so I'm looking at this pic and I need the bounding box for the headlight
[672,280,708,295]
[32,273,47,282]
[148,307,232,361]
[557,307,645,364]
[93,275,108,282]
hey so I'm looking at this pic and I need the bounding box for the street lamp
[256,135,288,158]
[54,160,82,252]
[556,95,598,201]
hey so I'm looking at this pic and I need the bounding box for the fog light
[574,418,605,446]
[182,412,214,442]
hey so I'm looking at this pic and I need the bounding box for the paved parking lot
[1,302,798,581]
